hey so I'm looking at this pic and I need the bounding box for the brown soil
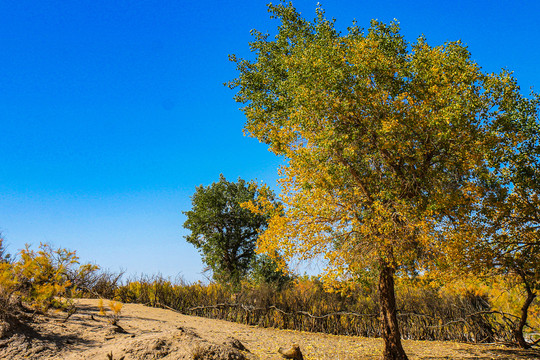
[0,298,538,360]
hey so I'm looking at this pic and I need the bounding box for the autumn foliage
[229,3,539,357]
[0,239,98,337]
[0,4,538,357]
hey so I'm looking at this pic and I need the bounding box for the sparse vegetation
[1,3,539,359]
[0,236,537,358]
[98,298,123,326]
[0,239,99,338]
[105,274,538,345]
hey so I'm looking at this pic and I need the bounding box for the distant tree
[183,175,279,285]
[250,253,293,290]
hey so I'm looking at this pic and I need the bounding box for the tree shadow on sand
[419,345,540,360]
[472,346,540,360]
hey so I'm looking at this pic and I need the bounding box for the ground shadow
[473,346,540,359]
[0,312,98,359]
[419,345,540,360]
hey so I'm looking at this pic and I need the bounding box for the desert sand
[0,298,538,359]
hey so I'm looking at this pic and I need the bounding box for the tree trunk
[513,283,536,349]
[378,258,408,360]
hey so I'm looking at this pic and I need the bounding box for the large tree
[183,175,277,285]
[230,4,515,359]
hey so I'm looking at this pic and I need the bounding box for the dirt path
[0,298,538,359]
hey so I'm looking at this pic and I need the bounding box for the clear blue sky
[1,1,538,282]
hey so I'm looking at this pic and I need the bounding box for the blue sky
[1,0,539,282]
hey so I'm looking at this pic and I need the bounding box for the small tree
[445,88,540,348]
[183,175,279,285]
[492,92,540,348]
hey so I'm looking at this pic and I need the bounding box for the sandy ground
[0,298,539,360]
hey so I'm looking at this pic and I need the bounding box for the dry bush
[112,274,515,343]
[0,240,98,338]
[72,268,125,299]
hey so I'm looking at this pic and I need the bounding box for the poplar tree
[183,175,277,285]
[230,4,516,359]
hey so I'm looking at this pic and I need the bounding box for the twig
[145,301,184,314]
[61,305,77,323]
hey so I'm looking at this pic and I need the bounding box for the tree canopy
[230,3,525,358]
[183,174,279,285]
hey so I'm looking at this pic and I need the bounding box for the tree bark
[378,258,408,360]
[513,279,536,349]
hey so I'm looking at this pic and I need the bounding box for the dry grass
[104,276,522,344]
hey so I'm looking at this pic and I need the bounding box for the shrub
[0,241,99,337]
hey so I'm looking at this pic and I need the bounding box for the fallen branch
[187,303,378,319]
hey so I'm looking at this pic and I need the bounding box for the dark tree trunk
[378,258,408,360]
[513,281,536,349]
